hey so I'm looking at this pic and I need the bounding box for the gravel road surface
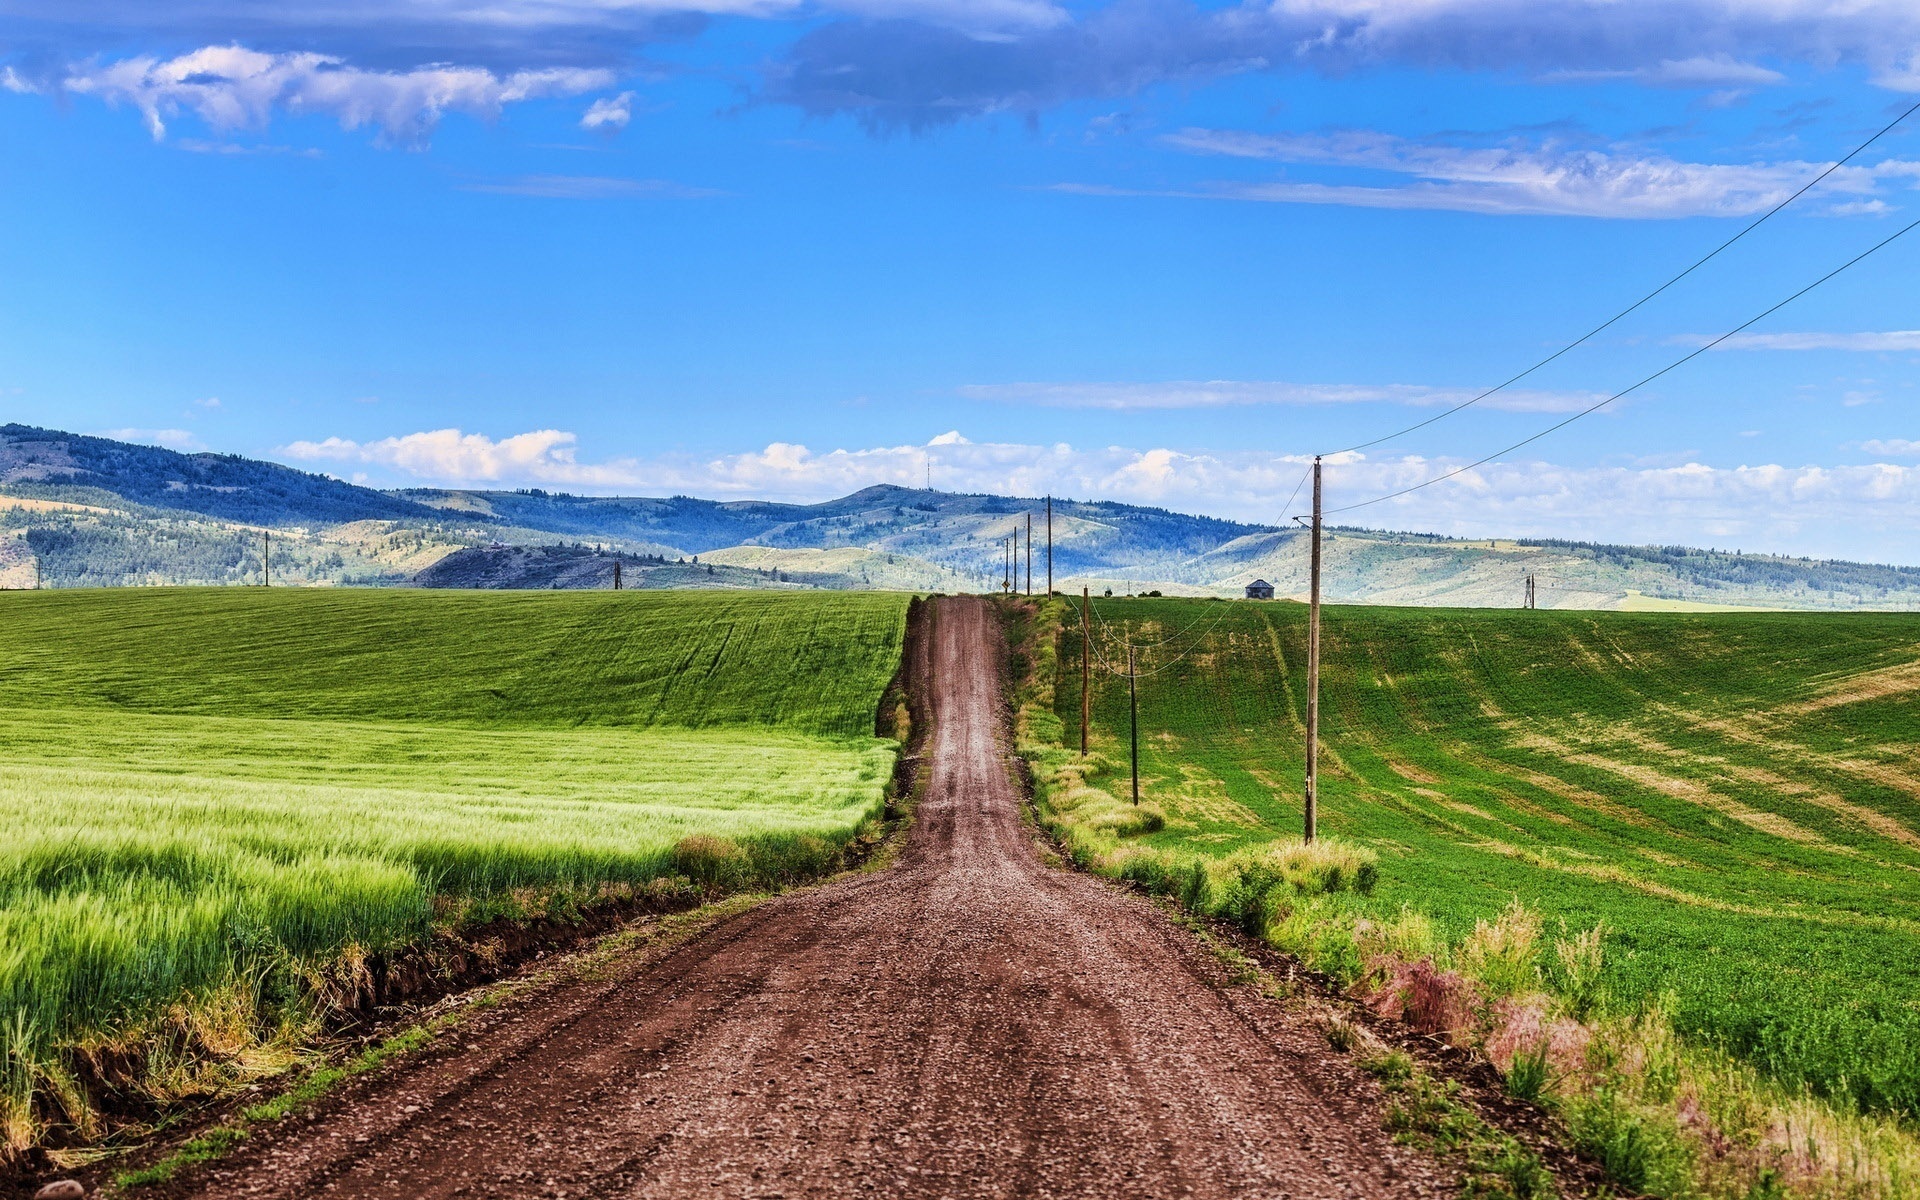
[184,596,1453,1199]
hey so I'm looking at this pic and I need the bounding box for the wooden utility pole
[614,560,622,590]
[1304,455,1322,844]
[1025,512,1033,596]
[1046,495,1053,595]
[33,559,41,590]
[1128,643,1140,805]
[1080,586,1092,756]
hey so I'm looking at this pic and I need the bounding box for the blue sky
[4,0,1920,559]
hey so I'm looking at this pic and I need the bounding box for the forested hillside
[6,426,1920,609]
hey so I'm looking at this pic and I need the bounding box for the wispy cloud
[958,379,1602,412]
[1695,330,1920,351]
[770,1,1920,132]
[91,428,206,452]
[0,0,1065,91]
[1137,128,1919,219]
[1862,438,1920,456]
[1541,55,1786,89]
[173,138,322,157]
[14,0,1920,139]
[459,174,724,198]
[41,45,613,142]
[579,91,634,130]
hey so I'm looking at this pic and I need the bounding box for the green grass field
[0,587,909,1139]
[1053,598,1920,1121]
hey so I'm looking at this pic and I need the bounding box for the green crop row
[0,587,907,738]
[0,588,912,1158]
[1050,597,1920,1117]
[1015,595,1920,1198]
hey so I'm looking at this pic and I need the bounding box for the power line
[1276,462,1313,530]
[1089,593,1225,651]
[1078,597,1238,678]
[1325,97,1920,459]
[1123,604,1238,677]
[1323,212,1920,516]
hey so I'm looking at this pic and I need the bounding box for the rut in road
[187,597,1456,1199]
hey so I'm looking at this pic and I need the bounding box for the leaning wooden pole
[1080,586,1092,756]
[1304,455,1322,844]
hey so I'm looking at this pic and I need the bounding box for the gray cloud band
[10,0,1920,139]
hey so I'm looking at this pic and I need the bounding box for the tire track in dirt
[184,597,1454,1200]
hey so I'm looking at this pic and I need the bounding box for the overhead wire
[1275,461,1313,530]
[1089,593,1224,650]
[1123,603,1239,677]
[1323,97,1920,459]
[1064,112,1920,707]
[1322,212,1920,516]
[1079,595,1240,678]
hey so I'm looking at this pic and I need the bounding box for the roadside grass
[111,892,767,1190]
[0,588,911,1161]
[1006,595,1920,1200]
[1366,1049,1557,1200]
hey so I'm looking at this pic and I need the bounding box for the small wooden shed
[1244,579,1275,600]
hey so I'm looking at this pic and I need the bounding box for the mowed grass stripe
[1060,600,1920,1117]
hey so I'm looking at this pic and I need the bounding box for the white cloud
[1862,439,1920,456]
[823,0,1066,34]
[92,428,206,452]
[1542,55,1786,88]
[59,45,613,141]
[194,396,222,409]
[1257,0,1920,84]
[580,91,633,130]
[175,138,322,157]
[282,428,643,486]
[1273,455,1920,563]
[1139,128,1920,219]
[1703,330,1920,351]
[274,425,1920,559]
[459,174,723,198]
[959,378,1603,412]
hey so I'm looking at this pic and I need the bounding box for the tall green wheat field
[0,587,910,1148]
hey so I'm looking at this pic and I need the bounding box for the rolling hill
[6,424,1920,608]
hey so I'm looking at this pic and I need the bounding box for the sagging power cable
[1322,212,1920,516]
[1323,97,1920,459]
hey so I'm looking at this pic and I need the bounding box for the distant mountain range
[5,424,1919,610]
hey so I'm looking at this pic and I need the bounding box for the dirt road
[185,597,1452,1199]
